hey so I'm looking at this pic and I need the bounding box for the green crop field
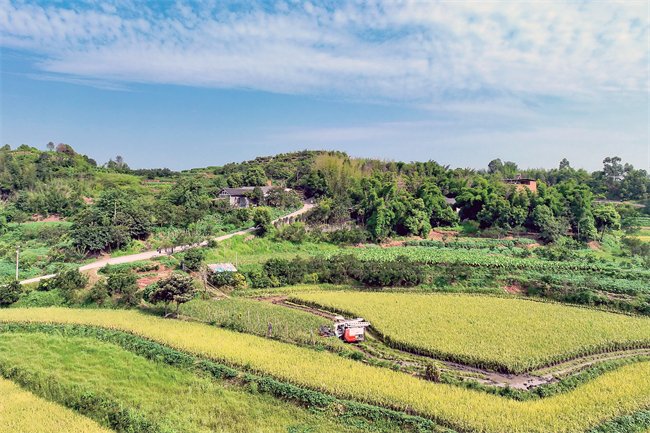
[0,377,112,433]
[0,332,375,433]
[290,292,650,373]
[2,308,649,433]
[320,246,644,272]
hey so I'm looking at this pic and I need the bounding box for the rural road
[19,202,314,285]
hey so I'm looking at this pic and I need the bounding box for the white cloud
[1,0,647,103]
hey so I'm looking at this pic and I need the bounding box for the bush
[183,247,205,271]
[50,268,88,302]
[0,280,21,306]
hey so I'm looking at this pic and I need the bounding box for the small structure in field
[207,263,238,273]
[499,175,537,192]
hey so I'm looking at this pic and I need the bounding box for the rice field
[2,308,649,433]
[0,377,112,433]
[290,292,650,373]
[0,332,372,433]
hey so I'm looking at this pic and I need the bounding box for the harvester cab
[332,316,371,343]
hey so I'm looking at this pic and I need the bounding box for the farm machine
[319,316,371,343]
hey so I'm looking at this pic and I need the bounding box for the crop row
[2,308,649,433]
[405,238,536,249]
[321,247,625,272]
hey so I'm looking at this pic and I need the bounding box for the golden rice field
[291,291,650,373]
[0,377,112,433]
[1,308,649,433]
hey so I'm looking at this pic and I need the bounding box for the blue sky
[1,1,648,172]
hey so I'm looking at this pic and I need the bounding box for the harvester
[319,316,371,343]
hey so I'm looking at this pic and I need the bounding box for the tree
[227,173,244,188]
[183,247,205,271]
[115,155,124,168]
[253,207,273,236]
[592,205,621,241]
[46,142,55,151]
[51,268,89,302]
[148,273,196,315]
[0,280,21,306]
[603,157,633,183]
[244,166,267,186]
[559,158,571,170]
[487,158,503,174]
[12,211,28,226]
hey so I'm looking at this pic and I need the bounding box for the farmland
[2,308,650,433]
[289,292,650,373]
[0,331,376,433]
[0,377,112,433]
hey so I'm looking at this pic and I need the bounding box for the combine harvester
[320,316,371,343]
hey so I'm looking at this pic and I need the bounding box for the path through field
[19,202,313,285]
[262,296,650,390]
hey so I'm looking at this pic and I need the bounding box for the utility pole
[16,245,20,280]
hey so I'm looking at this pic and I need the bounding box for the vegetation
[2,308,650,433]
[0,331,383,433]
[291,292,650,373]
[0,376,112,433]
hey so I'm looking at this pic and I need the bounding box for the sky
[1,0,648,172]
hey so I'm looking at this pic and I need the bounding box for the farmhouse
[216,187,274,207]
[499,176,537,192]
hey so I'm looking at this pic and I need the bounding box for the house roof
[218,187,273,196]
[207,263,238,273]
[444,197,456,205]
[499,178,536,183]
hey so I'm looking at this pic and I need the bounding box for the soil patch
[29,214,64,222]
[588,241,603,251]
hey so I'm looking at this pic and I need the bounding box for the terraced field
[2,308,649,433]
[290,292,650,373]
[0,331,373,433]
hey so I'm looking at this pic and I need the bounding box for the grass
[207,235,338,265]
[2,308,650,433]
[0,376,112,433]
[0,332,375,433]
[290,292,650,373]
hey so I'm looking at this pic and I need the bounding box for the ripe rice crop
[291,292,650,373]
[1,308,649,433]
[0,377,112,433]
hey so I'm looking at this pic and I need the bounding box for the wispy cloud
[1,1,647,103]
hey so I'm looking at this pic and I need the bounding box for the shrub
[0,280,21,306]
[183,247,205,271]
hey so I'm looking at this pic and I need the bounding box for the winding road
[20,202,313,285]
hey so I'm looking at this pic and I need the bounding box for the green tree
[227,173,244,188]
[0,280,22,306]
[244,166,267,186]
[148,273,196,315]
[183,247,205,271]
[51,268,89,302]
[253,207,273,236]
[592,205,621,241]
